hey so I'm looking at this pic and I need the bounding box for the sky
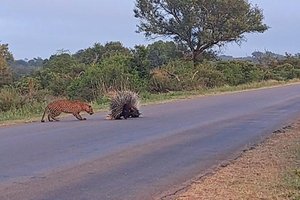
[0,0,299,59]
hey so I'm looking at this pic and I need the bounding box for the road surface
[1,84,300,200]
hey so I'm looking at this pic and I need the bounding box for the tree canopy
[134,0,268,63]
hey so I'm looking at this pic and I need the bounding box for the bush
[149,60,225,92]
[67,54,146,101]
[271,63,300,81]
[0,86,24,112]
[191,63,225,89]
[215,61,263,85]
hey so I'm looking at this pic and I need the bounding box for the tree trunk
[192,51,197,67]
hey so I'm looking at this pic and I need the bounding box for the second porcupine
[107,90,141,120]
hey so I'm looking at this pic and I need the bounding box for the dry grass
[175,121,300,200]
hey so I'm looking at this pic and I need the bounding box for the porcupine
[107,90,141,120]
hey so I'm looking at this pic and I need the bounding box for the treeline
[1,41,300,114]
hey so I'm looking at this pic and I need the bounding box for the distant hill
[218,51,286,63]
[10,58,44,79]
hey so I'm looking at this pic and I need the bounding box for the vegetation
[0,44,13,87]
[134,0,268,63]
[285,168,300,199]
[1,39,299,123]
[1,0,300,122]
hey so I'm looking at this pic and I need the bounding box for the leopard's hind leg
[47,114,53,122]
[49,111,60,122]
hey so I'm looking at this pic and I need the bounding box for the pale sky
[0,0,299,59]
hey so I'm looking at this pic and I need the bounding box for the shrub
[271,63,300,80]
[67,54,146,101]
[0,86,23,112]
[190,63,225,89]
[149,60,225,92]
[215,61,263,85]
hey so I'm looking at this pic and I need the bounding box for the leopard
[41,99,94,122]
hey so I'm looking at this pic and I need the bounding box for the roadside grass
[175,121,300,200]
[0,103,45,122]
[141,79,300,104]
[285,169,300,200]
[284,147,300,200]
[1,79,300,125]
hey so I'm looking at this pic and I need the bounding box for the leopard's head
[84,104,94,115]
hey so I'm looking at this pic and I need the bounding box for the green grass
[0,79,299,125]
[284,146,300,200]
[0,102,46,123]
[284,171,300,200]
[141,79,300,104]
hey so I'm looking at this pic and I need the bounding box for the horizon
[1,0,299,60]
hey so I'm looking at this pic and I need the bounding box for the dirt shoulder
[174,121,300,200]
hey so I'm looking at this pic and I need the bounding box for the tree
[132,45,151,78]
[68,54,145,101]
[134,0,268,63]
[36,53,85,96]
[252,51,283,67]
[74,42,131,65]
[102,41,131,58]
[28,57,45,67]
[74,43,105,65]
[0,44,13,86]
[146,40,186,67]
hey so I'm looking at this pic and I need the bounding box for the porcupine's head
[122,103,141,119]
[109,91,140,120]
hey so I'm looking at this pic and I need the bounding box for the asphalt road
[1,84,300,200]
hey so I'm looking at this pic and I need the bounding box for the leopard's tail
[41,106,48,122]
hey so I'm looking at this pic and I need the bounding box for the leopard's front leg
[73,113,86,120]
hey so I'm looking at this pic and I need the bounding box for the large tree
[134,0,268,63]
